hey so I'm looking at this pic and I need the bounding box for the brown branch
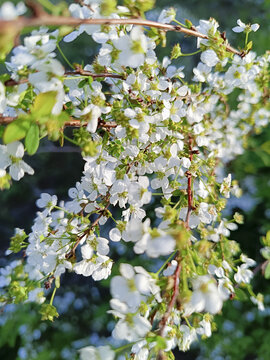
[0,15,242,57]
[65,66,124,79]
[0,115,116,128]
[185,135,195,228]
[158,260,181,336]
[4,70,123,87]
[65,199,111,259]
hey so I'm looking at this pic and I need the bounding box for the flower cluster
[0,1,269,359]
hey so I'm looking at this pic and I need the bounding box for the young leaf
[235,287,248,301]
[32,91,57,117]
[264,261,270,279]
[3,118,31,144]
[25,123,40,155]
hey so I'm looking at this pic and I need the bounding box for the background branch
[0,13,243,56]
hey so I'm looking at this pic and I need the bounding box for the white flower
[201,50,219,68]
[158,8,176,24]
[178,325,197,351]
[220,173,232,198]
[193,62,212,82]
[109,227,122,242]
[79,345,115,360]
[195,19,219,47]
[36,193,57,215]
[73,104,101,133]
[232,19,260,33]
[64,3,100,43]
[240,254,256,267]
[234,264,253,284]
[110,263,151,311]
[0,1,26,20]
[113,27,148,68]
[134,231,175,258]
[197,319,212,337]
[0,141,34,181]
[251,294,265,312]
[190,275,224,314]
[112,314,151,342]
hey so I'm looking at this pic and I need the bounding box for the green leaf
[25,123,40,155]
[3,118,31,144]
[32,91,57,117]
[78,79,87,88]
[266,231,270,245]
[246,40,253,51]
[235,287,248,301]
[260,247,270,260]
[264,261,270,279]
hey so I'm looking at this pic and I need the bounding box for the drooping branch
[0,12,243,57]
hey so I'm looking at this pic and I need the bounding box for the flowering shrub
[0,1,269,359]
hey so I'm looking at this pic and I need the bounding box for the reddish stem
[158,260,181,336]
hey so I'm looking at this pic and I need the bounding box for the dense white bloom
[0,4,269,356]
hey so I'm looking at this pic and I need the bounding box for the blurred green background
[0,0,269,359]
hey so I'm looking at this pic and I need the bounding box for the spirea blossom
[232,19,260,33]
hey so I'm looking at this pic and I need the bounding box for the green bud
[100,0,117,16]
[0,172,11,190]
[185,19,193,29]
[234,212,244,224]
[40,304,59,322]
[171,43,182,60]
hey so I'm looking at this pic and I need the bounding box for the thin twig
[0,115,116,128]
[65,198,110,259]
[4,70,123,87]
[158,260,181,336]
[185,135,195,228]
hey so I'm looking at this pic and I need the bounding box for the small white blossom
[232,19,260,33]
[0,141,34,180]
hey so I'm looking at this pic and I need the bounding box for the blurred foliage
[0,0,270,359]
